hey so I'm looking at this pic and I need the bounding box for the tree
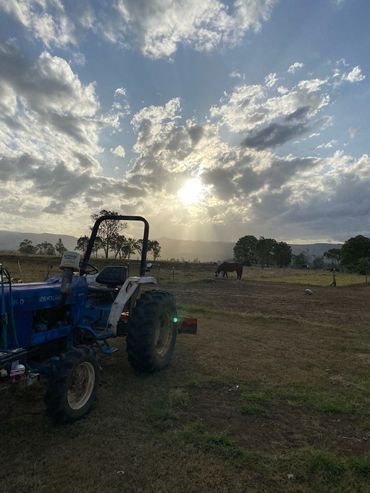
[312,256,325,269]
[134,239,161,260]
[324,248,341,263]
[55,238,67,256]
[111,234,128,259]
[233,235,258,265]
[150,240,161,261]
[292,252,309,268]
[75,236,90,254]
[121,237,138,260]
[90,209,127,259]
[18,239,36,255]
[341,235,370,271]
[356,257,370,276]
[135,239,143,256]
[272,241,292,267]
[36,241,56,256]
[256,237,277,267]
[92,236,103,258]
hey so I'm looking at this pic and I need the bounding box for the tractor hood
[1,276,88,349]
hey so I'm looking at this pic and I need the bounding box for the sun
[177,177,205,205]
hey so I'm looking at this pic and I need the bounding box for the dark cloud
[43,201,67,214]
[0,42,98,145]
[188,125,204,144]
[285,105,311,121]
[202,167,238,200]
[241,121,309,149]
[0,154,145,215]
[73,152,98,170]
[47,113,91,144]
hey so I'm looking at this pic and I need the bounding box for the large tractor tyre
[44,347,100,423]
[127,290,177,373]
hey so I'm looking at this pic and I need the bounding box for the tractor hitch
[176,316,197,335]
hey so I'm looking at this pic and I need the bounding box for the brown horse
[215,262,243,280]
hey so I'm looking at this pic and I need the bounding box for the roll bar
[80,215,149,277]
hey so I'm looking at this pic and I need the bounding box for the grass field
[1,256,370,492]
[0,253,366,286]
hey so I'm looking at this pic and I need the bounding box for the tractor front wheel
[127,290,177,372]
[44,347,100,423]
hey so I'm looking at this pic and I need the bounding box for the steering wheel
[84,263,99,275]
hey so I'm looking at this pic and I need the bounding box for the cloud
[0,40,368,242]
[230,70,242,79]
[265,72,278,88]
[100,0,277,58]
[342,65,366,83]
[112,145,126,157]
[288,62,304,74]
[241,121,309,149]
[316,140,338,149]
[0,43,136,230]
[210,76,330,152]
[118,63,370,242]
[0,0,76,48]
[348,127,358,139]
[115,87,127,96]
[1,1,278,59]
[0,44,98,118]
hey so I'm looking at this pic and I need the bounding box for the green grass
[166,422,261,468]
[240,388,271,416]
[348,457,370,479]
[277,385,363,415]
[240,389,272,406]
[287,448,370,490]
[247,267,365,287]
[169,388,190,407]
[240,404,268,417]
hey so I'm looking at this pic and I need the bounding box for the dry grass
[0,252,366,286]
[1,257,370,492]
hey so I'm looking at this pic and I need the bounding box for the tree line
[323,235,370,274]
[18,210,162,261]
[233,233,370,273]
[233,235,292,267]
[19,238,67,257]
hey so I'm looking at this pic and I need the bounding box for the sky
[0,0,369,243]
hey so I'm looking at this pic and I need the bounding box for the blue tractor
[0,214,196,423]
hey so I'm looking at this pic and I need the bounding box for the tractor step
[99,343,119,355]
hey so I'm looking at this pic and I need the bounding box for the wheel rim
[154,312,173,357]
[67,361,95,410]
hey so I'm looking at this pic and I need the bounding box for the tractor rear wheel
[127,290,177,372]
[44,347,100,423]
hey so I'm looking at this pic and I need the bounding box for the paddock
[1,262,370,492]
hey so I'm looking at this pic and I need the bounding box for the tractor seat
[88,265,128,294]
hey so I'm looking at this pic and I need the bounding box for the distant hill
[289,243,342,259]
[0,230,341,262]
[158,237,234,262]
[0,230,78,252]
[159,238,342,262]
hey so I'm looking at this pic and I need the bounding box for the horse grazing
[215,262,243,280]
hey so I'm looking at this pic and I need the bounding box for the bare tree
[91,210,127,258]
